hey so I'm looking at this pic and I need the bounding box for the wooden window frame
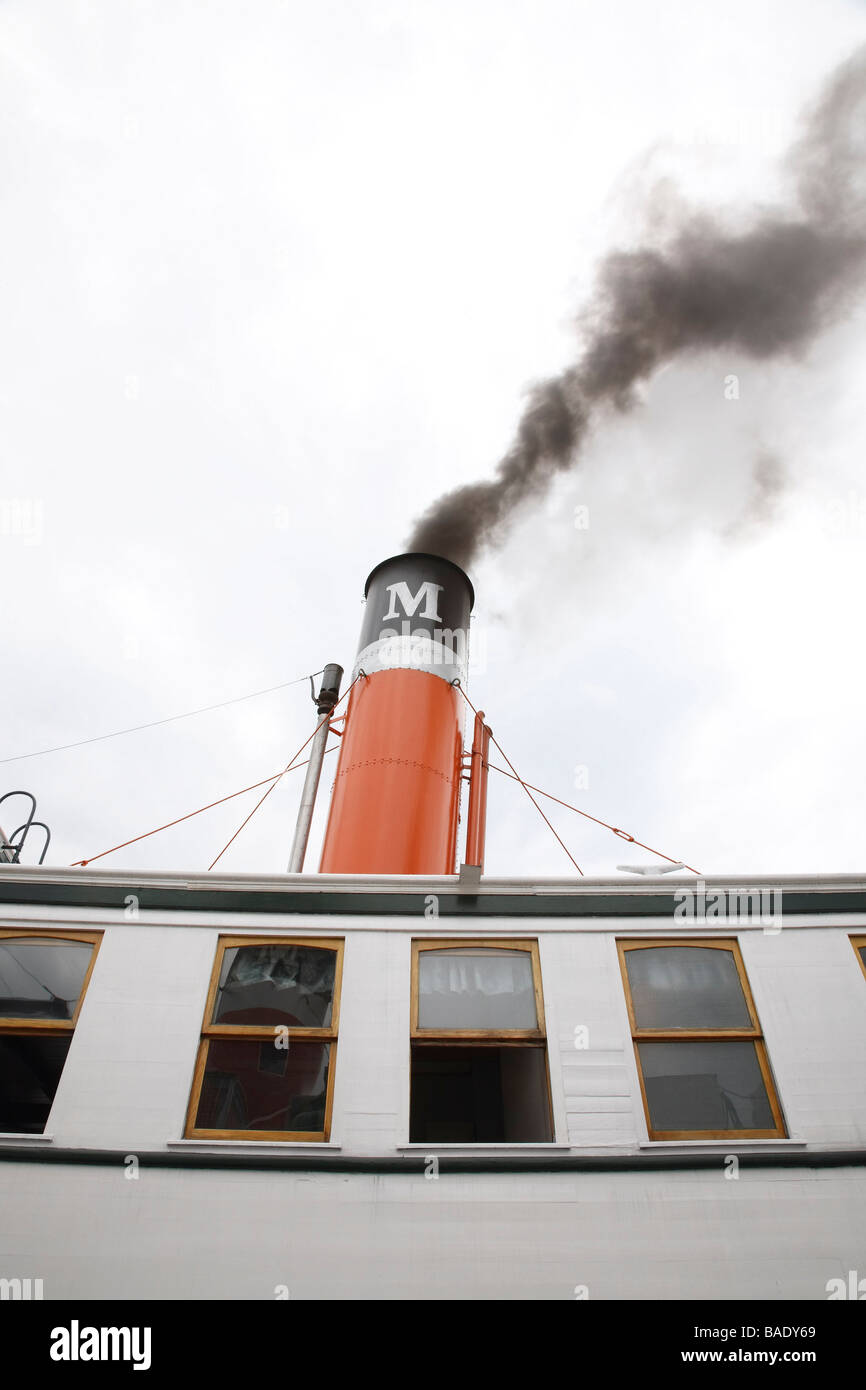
[0,929,103,1133]
[410,939,554,1141]
[185,935,343,1143]
[851,936,866,984]
[617,937,786,1141]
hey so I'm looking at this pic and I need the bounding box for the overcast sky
[1,0,865,882]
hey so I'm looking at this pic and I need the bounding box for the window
[185,937,343,1141]
[851,937,866,984]
[0,930,101,1134]
[618,939,785,1140]
[410,940,552,1142]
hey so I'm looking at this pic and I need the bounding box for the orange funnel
[319,553,474,874]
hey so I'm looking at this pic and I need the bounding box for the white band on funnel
[354,634,468,685]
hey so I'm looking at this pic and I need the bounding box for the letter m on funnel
[383,581,443,622]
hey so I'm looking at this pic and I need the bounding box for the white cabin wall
[47,925,216,1150]
[540,933,641,1147]
[332,931,411,1153]
[740,928,866,1144]
[1,1161,863,1300]
[3,907,866,1152]
[2,896,866,1300]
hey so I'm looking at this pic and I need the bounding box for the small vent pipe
[287,664,343,873]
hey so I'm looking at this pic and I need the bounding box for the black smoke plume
[407,47,866,569]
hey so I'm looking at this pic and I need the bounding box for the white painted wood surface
[1,884,865,1298]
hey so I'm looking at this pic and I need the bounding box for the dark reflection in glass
[0,940,93,1020]
[638,1040,776,1132]
[626,947,752,1030]
[195,1040,330,1132]
[213,946,335,1028]
[0,1035,72,1132]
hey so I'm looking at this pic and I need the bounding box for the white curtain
[419,951,536,1029]
[628,947,750,1030]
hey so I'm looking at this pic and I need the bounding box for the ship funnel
[319,553,474,874]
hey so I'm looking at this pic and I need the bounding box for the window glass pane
[859,946,866,972]
[409,1045,551,1142]
[0,1035,72,1132]
[213,945,336,1027]
[637,1040,776,1132]
[418,949,537,1029]
[0,939,93,1021]
[195,1039,330,1132]
[625,947,752,1030]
